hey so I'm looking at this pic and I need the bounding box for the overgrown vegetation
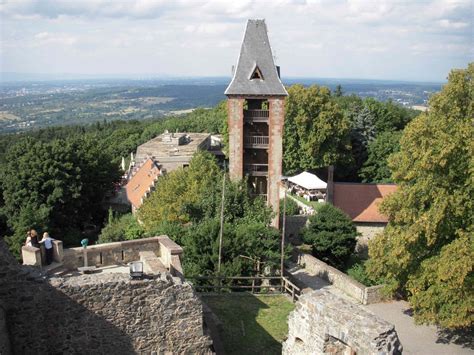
[367,63,474,329]
[302,203,358,269]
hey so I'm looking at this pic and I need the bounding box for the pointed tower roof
[225,19,287,96]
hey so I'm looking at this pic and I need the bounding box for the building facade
[225,19,287,227]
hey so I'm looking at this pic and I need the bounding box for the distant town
[0,77,440,133]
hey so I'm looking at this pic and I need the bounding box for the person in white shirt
[25,231,32,247]
[40,232,55,265]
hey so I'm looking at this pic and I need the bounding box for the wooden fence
[186,276,301,302]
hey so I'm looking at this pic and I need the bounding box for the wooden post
[281,183,287,289]
[218,166,226,277]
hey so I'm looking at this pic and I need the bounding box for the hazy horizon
[0,72,447,85]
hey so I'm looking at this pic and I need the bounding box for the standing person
[40,232,55,265]
[25,231,32,247]
[30,229,40,248]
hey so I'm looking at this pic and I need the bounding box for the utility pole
[217,164,226,274]
[281,182,287,279]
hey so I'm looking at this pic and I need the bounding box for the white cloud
[1,0,472,81]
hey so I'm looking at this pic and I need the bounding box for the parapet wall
[60,236,184,277]
[296,251,385,304]
[283,289,402,355]
[0,238,211,354]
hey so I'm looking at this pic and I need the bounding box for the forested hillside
[0,86,418,256]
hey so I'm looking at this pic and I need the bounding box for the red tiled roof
[125,159,161,209]
[333,183,398,223]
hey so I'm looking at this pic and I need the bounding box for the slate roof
[125,158,161,210]
[333,183,398,223]
[225,19,287,96]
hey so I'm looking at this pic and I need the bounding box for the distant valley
[0,76,442,133]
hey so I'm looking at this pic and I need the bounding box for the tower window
[250,66,263,80]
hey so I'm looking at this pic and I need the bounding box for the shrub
[302,203,358,269]
[98,213,144,244]
[346,258,382,286]
[279,197,300,216]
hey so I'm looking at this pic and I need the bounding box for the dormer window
[250,66,263,80]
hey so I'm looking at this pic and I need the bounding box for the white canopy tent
[287,171,327,190]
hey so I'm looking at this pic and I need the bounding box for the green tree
[302,203,358,269]
[367,63,474,329]
[359,131,402,183]
[1,136,120,255]
[334,84,344,97]
[283,85,351,174]
[98,213,145,243]
[138,151,222,229]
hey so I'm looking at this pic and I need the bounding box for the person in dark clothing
[30,229,40,248]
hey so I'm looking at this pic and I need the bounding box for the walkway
[365,301,473,355]
[288,265,473,355]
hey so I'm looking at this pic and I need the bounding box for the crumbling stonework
[0,238,212,354]
[283,289,402,355]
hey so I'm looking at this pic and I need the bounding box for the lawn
[201,294,295,355]
[289,193,321,210]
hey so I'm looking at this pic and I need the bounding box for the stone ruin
[0,237,213,354]
[283,289,402,355]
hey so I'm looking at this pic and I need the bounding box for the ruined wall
[296,251,385,304]
[0,238,212,354]
[283,289,402,355]
[0,301,11,355]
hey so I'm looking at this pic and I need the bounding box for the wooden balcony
[244,135,269,148]
[244,109,269,122]
[244,163,268,176]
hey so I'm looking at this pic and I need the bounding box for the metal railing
[244,135,269,147]
[186,275,301,302]
[244,163,268,173]
[244,109,269,120]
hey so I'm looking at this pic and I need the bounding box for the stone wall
[60,236,184,278]
[295,251,385,305]
[355,222,386,257]
[0,301,11,355]
[283,215,308,243]
[283,289,402,355]
[0,238,212,354]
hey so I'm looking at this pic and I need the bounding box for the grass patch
[202,294,295,355]
[289,193,321,210]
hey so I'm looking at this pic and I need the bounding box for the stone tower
[225,19,287,228]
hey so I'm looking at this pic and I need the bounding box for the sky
[0,0,472,82]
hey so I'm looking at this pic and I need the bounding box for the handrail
[244,109,269,118]
[244,164,268,173]
[244,136,269,146]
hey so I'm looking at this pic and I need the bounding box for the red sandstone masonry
[227,98,244,180]
[268,97,285,228]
